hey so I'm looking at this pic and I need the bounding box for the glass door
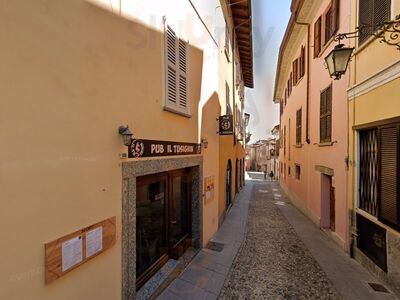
[169,169,192,259]
[136,174,168,289]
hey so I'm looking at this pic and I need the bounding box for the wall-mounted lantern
[325,44,354,80]
[118,125,133,146]
[325,19,400,79]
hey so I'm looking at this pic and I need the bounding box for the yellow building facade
[347,0,400,294]
[0,0,253,299]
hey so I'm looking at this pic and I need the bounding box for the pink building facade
[274,0,350,251]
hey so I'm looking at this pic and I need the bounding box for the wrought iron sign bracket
[335,19,400,51]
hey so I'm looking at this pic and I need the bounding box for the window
[293,59,298,85]
[325,0,340,44]
[165,25,189,115]
[288,166,291,176]
[359,123,400,231]
[226,82,232,115]
[300,46,306,78]
[359,0,391,44]
[295,164,301,180]
[325,7,333,43]
[296,108,302,145]
[284,88,288,106]
[359,128,378,216]
[225,21,230,59]
[320,85,332,143]
[284,125,286,157]
[314,16,322,57]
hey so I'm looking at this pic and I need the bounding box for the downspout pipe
[295,17,311,144]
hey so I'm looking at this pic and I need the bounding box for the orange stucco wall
[279,0,350,250]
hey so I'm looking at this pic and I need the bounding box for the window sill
[318,141,334,147]
[163,106,192,118]
[294,144,303,148]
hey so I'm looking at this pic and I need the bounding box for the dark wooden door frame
[136,168,193,289]
[168,168,192,259]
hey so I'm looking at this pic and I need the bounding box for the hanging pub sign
[128,139,201,158]
[219,115,234,135]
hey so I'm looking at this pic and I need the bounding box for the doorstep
[136,248,198,300]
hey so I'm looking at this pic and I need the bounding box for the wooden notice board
[45,216,116,284]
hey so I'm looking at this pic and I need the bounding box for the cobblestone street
[219,180,338,299]
[158,176,397,300]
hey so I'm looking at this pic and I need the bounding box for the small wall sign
[128,139,201,158]
[219,115,233,135]
[204,176,215,203]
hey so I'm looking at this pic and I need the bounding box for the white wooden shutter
[178,39,188,110]
[166,25,177,106]
[164,24,189,115]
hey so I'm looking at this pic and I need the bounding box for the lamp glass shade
[123,134,132,146]
[325,45,354,79]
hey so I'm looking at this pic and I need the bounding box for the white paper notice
[86,227,103,258]
[61,236,83,272]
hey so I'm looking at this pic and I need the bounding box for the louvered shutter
[320,89,327,142]
[296,109,302,145]
[165,24,189,114]
[326,86,332,141]
[379,125,399,225]
[332,0,340,34]
[300,46,305,77]
[166,26,177,106]
[314,17,322,57]
[178,39,188,110]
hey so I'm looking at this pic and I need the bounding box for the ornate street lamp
[325,44,354,80]
[325,19,400,79]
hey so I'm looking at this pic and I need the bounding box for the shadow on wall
[1,1,205,300]
[201,91,221,245]
[2,0,205,153]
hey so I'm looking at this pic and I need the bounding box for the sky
[245,0,291,143]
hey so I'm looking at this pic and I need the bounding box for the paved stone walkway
[157,179,398,300]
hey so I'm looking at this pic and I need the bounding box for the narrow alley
[158,175,397,300]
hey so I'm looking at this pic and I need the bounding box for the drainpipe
[233,29,236,147]
[295,18,311,144]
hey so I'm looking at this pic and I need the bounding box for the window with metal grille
[359,128,378,216]
[296,108,302,145]
[358,0,391,45]
[165,24,189,116]
[359,123,400,230]
[320,85,332,143]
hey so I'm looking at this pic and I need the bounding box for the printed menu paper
[86,227,103,258]
[61,236,83,272]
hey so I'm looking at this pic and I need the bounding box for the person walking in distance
[269,170,274,181]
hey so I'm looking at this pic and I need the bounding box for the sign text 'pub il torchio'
[128,139,201,158]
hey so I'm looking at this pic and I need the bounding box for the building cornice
[347,60,400,99]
